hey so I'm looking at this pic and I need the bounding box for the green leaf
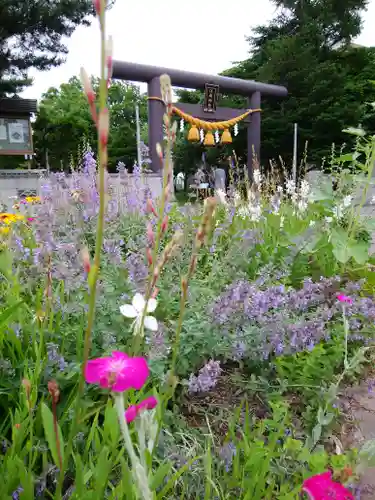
[0,301,23,327]
[312,423,322,446]
[349,240,370,264]
[331,228,350,263]
[150,462,172,491]
[41,402,65,469]
[343,126,365,137]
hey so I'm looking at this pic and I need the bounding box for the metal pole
[292,123,298,183]
[135,104,142,169]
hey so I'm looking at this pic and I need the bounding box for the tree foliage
[224,0,375,169]
[0,0,114,96]
[33,76,147,171]
[175,0,375,174]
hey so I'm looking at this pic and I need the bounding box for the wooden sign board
[0,116,33,155]
[203,83,219,113]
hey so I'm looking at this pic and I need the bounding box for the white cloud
[21,0,375,100]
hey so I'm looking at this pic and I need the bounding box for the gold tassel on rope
[188,125,200,142]
[204,131,215,147]
[221,129,232,144]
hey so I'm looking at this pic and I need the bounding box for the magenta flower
[27,217,35,222]
[125,396,158,423]
[85,351,149,392]
[337,294,353,305]
[302,472,353,499]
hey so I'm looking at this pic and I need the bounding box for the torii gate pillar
[147,77,164,172]
[248,91,261,172]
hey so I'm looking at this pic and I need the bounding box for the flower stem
[58,1,108,493]
[114,393,152,499]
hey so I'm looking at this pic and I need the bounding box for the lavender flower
[219,441,237,472]
[188,360,222,394]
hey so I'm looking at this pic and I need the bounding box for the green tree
[0,0,114,96]
[224,0,375,169]
[33,76,147,171]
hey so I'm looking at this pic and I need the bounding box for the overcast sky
[21,0,375,100]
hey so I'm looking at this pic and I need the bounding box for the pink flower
[27,217,35,222]
[85,351,149,392]
[302,472,353,499]
[337,294,353,305]
[125,396,158,423]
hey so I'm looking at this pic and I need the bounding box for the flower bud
[146,198,157,216]
[80,68,95,105]
[106,36,113,80]
[48,380,60,404]
[81,247,91,273]
[146,247,153,266]
[161,215,168,233]
[152,287,159,299]
[93,0,102,16]
[22,378,31,398]
[156,143,163,160]
[147,222,155,245]
[98,108,109,146]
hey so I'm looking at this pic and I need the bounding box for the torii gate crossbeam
[112,60,287,176]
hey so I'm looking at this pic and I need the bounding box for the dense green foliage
[174,0,375,177]
[32,77,148,171]
[0,0,114,96]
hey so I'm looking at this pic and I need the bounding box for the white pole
[135,104,142,168]
[292,123,298,183]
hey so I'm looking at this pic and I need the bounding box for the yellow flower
[25,196,41,204]
[0,213,24,225]
[0,227,10,235]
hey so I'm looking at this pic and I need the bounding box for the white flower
[215,188,227,205]
[299,180,310,199]
[120,293,158,332]
[253,169,262,187]
[309,220,316,227]
[371,195,375,205]
[342,195,352,208]
[286,179,296,196]
[277,185,284,194]
[325,216,333,224]
[234,191,242,207]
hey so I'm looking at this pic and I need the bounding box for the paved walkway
[342,384,375,499]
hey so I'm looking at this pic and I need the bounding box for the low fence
[0,170,164,211]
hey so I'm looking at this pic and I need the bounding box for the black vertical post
[247,91,261,178]
[147,77,164,173]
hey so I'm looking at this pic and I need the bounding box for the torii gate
[112,61,287,175]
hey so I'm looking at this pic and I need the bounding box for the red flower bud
[93,0,102,15]
[98,108,109,146]
[146,198,157,216]
[147,222,155,245]
[146,248,153,266]
[81,247,91,274]
[161,215,168,233]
